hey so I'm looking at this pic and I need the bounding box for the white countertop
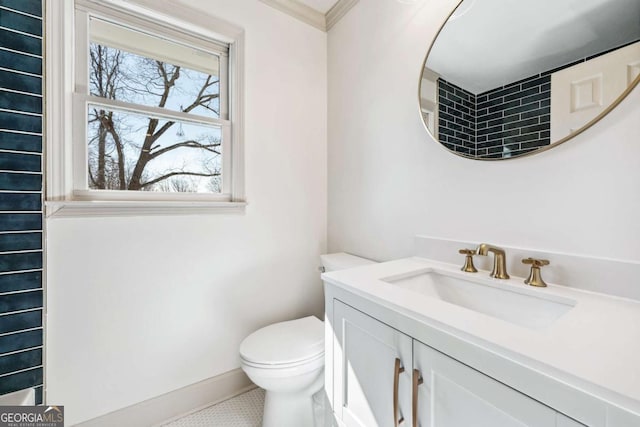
[322,257,640,415]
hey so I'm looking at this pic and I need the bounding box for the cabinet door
[333,300,413,427]
[607,406,640,427]
[413,340,556,427]
[557,413,586,426]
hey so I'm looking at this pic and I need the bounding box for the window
[46,0,245,216]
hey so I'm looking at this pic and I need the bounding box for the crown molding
[259,0,326,31]
[259,0,359,32]
[326,0,358,30]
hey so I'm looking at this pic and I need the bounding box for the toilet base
[260,369,323,427]
[263,390,316,427]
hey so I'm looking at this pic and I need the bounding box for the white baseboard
[415,235,640,301]
[74,369,255,427]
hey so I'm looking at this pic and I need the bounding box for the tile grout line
[0,25,42,40]
[0,6,43,21]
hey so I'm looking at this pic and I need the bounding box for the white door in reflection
[551,41,640,141]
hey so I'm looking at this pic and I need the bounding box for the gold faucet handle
[522,258,550,287]
[459,249,478,273]
[522,258,550,267]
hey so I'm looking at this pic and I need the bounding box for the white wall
[46,1,327,424]
[328,0,640,263]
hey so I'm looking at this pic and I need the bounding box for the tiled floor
[162,388,265,427]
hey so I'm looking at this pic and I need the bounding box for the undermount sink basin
[382,270,576,330]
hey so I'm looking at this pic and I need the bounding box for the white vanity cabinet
[324,257,640,427]
[333,301,413,426]
[331,300,588,427]
[413,340,560,427]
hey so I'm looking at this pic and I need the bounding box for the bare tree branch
[87,44,224,192]
[128,62,182,190]
[101,112,127,190]
[149,139,221,159]
[140,170,221,189]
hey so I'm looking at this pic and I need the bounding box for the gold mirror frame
[417,0,640,161]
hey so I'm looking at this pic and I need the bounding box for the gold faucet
[458,249,478,273]
[476,244,510,279]
[522,258,550,287]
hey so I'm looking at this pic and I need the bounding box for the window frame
[45,0,246,217]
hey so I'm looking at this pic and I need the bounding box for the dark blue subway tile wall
[0,291,42,313]
[0,193,42,210]
[0,367,42,395]
[0,290,42,312]
[0,28,41,56]
[8,191,41,209]
[0,310,41,334]
[0,233,41,251]
[0,329,42,355]
[0,213,42,232]
[0,8,42,36]
[0,91,42,114]
[0,49,42,75]
[0,110,42,132]
[0,131,41,152]
[0,172,41,191]
[437,79,477,156]
[0,252,42,272]
[0,1,43,17]
[35,386,42,404]
[0,69,42,95]
[475,74,551,158]
[0,0,44,402]
[0,348,42,376]
[0,152,41,172]
[0,271,41,293]
[0,213,41,232]
[437,40,639,159]
[439,73,553,159]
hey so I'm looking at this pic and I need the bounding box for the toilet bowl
[239,253,376,427]
[240,316,324,427]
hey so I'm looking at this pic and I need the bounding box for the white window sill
[45,200,247,218]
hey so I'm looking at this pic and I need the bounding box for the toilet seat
[240,352,324,381]
[241,351,324,370]
[239,316,324,368]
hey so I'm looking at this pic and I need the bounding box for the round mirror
[419,0,640,160]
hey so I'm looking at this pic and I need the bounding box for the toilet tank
[320,252,376,272]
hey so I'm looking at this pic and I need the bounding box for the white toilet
[239,253,375,427]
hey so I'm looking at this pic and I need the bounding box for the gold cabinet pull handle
[394,358,405,426]
[412,369,424,427]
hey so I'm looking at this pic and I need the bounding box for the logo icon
[0,405,64,427]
